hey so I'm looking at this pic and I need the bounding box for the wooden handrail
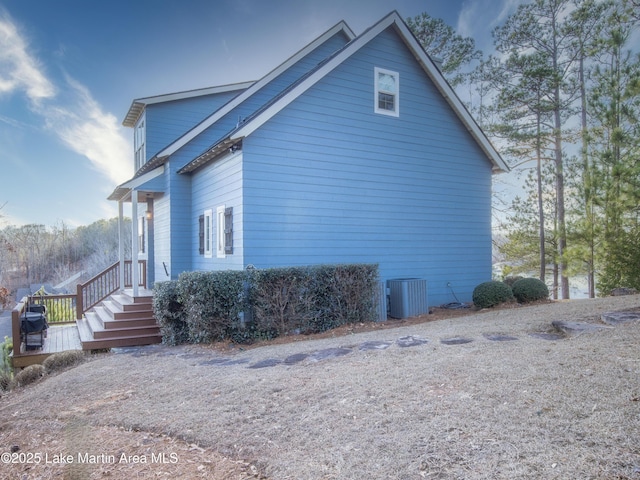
[76,260,146,319]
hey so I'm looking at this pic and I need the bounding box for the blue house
[109,11,508,307]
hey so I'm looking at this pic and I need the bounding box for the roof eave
[122,81,256,128]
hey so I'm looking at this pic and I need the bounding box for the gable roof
[179,10,509,175]
[155,20,355,159]
[122,81,255,128]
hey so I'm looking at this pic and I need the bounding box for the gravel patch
[2,295,640,479]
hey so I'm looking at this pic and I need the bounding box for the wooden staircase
[76,289,162,350]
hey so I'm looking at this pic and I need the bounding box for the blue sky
[0,0,519,227]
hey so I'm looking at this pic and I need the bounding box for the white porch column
[131,189,140,296]
[118,199,125,292]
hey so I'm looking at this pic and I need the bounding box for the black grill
[20,305,49,351]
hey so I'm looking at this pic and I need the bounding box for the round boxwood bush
[512,277,549,303]
[472,281,515,309]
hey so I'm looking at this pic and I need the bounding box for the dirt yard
[1,295,640,479]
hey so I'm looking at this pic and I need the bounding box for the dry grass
[1,295,640,479]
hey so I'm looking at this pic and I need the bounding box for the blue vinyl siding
[242,27,493,305]
[145,90,244,160]
[191,152,244,271]
[167,31,351,171]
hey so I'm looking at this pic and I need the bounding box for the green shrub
[153,281,188,345]
[512,277,549,303]
[251,267,313,338]
[177,271,246,343]
[42,350,85,373]
[310,264,379,331]
[251,264,379,337]
[14,364,45,387]
[151,264,379,345]
[472,281,515,309]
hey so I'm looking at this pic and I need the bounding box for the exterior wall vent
[388,278,428,318]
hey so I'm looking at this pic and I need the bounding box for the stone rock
[310,347,352,362]
[601,311,640,325]
[396,336,429,348]
[283,353,310,365]
[248,358,282,369]
[552,320,611,336]
[484,333,518,342]
[359,341,392,351]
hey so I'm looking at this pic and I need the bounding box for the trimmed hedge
[153,281,188,346]
[512,277,549,303]
[251,264,379,337]
[177,271,246,343]
[472,281,514,309]
[152,264,379,344]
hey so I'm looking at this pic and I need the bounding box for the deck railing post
[76,283,84,320]
[11,301,24,358]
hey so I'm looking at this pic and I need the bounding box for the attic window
[375,67,399,117]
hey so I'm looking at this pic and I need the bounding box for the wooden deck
[12,324,82,369]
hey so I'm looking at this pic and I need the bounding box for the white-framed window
[216,205,233,258]
[134,115,146,171]
[203,209,213,258]
[374,67,399,117]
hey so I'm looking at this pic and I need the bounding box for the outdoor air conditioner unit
[388,278,428,319]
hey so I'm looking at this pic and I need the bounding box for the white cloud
[41,75,132,185]
[0,9,55,102]
[0,9,132,186]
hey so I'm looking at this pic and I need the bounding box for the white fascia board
[156,21,356,158]
[123,82,255,127]
[392,17,510,173]
[108,165,165,201]
[232,13,398,140]
[232,11,509,174]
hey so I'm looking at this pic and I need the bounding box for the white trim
[123,82,255,127]
[374,67,399,117]
[216,205,226,258]
[155,21,356,158]
[134,113,146,170]
[118,165,164,191]
[231,11,509,173]
[204,209,213,258]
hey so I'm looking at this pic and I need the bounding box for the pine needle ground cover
[1,295,639,479]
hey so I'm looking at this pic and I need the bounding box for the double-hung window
[374,67,399,117]
[134,115,146,171]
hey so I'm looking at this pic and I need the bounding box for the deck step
[79,290,161,351]
[100,301,155,321]
[84,311,160,339]
[77,318,161,350]
[109,294,155,312]
[94,306,156,329]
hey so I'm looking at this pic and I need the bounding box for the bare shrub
[42,350,85,373]
[14,364,45,387]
